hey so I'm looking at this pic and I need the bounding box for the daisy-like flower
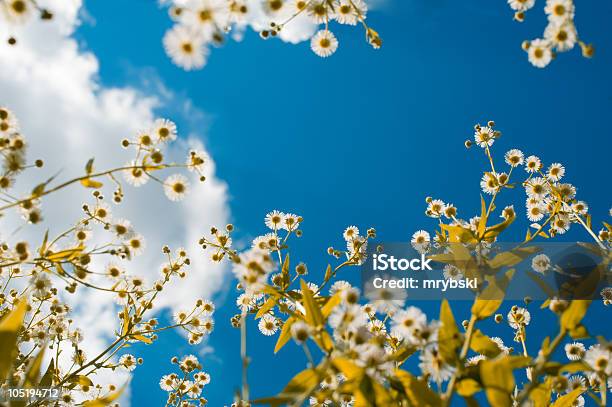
[564,342,586,361]
[411,230,430,251]
[443,264,464,281]
[236,293,256,312]
[160,374,177,391]
[127,234,146,256]
[426,199,445,217]
[93,202,112,221]
[163,25,208,70]
[531,254,551,274]
[119,354,137,371]
[308,1,335,24]
[557,183,576,201]
[419,347,455,383]
[105,263,124,280]
[180,354,201,372]
[0,107,19,136]
[584,345,612,375]
[74,225,92,243]
[443,203,457,219]
[1,0,33,23]
[282,213,301,231]
[504,149,524,167]
[164,174,190,201]
[310,30,339,58]
[329,280,352,295]
[526,203,546,222]
[480,172,499,195]
[391,306,426,340]
[507,0,535,12]
[544,0,575,24]
[343,226,359,241]
[551,213,571,234]
[180,0,230,39]
[525,155,542,173]
[124,160,149,187]
[570,201,588,215]
[525,177,549,199]
[30,273,52,298]
[335,0,359,25]
[111,219,134,240]
[546,162,566,181]
[491,337,511,354]
[258,314,279,336]
[501,205,516,220]
[265,210,285,230]
[567,375,586,391]
[263,0,286,14]
[527,39,553,68]
[507,307,531,329]
[474,126,495,148]
[291,320,311,343]
[466,354,486,366]
[152,118,178,143]
[544,22,577,52]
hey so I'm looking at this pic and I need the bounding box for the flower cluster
[0,108,214,405]
[159,354,212,406]
[161,0,380,70]
[507,0,594,68]
[196,120,610,406]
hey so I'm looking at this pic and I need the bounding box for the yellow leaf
[131,334,152,344]
[332,358,364,381]
[256,296,278,319]
[470,329,502,358]
[480,356,526,407]
[551,387,584,407]
[560,300,591,332]
[24,346,46,388]
[0,299,28,380]
[321,291,342,319]
[477,195,487,238]
[456,378,481,397]
[529,377,553,407]
[46,246,84,262]
[80,178,103,189]
[82,383,126,407]
[300,279,324,327]
[471,269,514,320]
[274,316,296,354]
[438,299,461,364]
[395,369,441,407]
[487,246,539,270]
[68,375,94,388]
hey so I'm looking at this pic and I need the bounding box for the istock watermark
[361,242,609,302]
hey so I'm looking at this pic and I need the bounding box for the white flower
[564,342,586,361]
[419,347,455,383]
[159,374,177,391]
[584,345,612,375]
[391,306,426,340]
[124,160,149,187]
[291,320,311,343]
[531,254,551,274]
[507,0,535,12]
[544,0,575,24]
[163,25,208,70]
[180,0,230,39]
[264,210,285,230]
[164,174,190,201]
[30,273,52,298]
[507,307,531,329]
[282,213,301,231]
[544,22,577,52]
[310,30,339,58]
[258,314,279,336]
[527,39,553,68]
[1,0,33,23]
[474,126,495,147]
[329,280,352,295]
[491,337,511,354]
[152,118,178,143]
[480,172,499,195]
[411,230,430,251]
[525,155,542,173]
[443,264,463,281]
[119,354,137,371]
[546,162,566,181]
[343,226,359,241]
[335,0,359,25]
[527,204,546,222]
[504,149,524,167]
[567,375,586,391]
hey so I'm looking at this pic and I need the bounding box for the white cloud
[1,0,230,403]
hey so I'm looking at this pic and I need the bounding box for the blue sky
[75,1,612,405]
